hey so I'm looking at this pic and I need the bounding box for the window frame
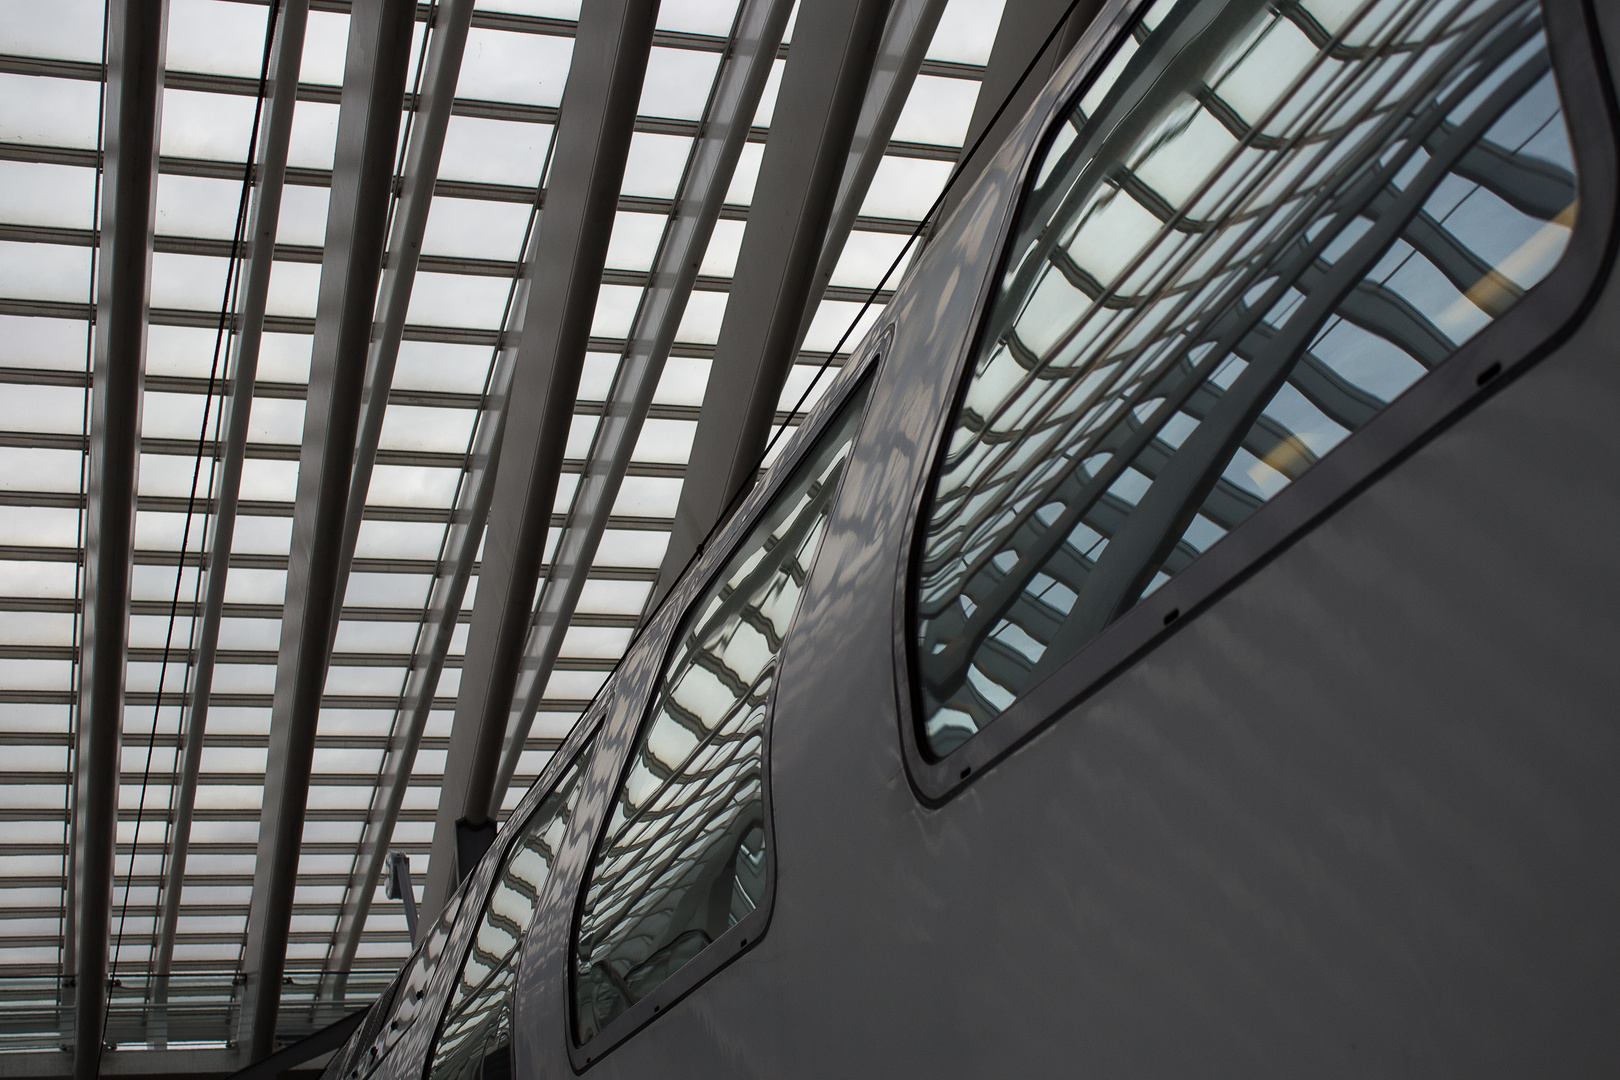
[565,344,886,1070]
[896,0,1619,805]
[413,694,612,1080]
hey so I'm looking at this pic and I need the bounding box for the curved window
[913,0,1578,757]
[572,380,871,1046]
[425,743,594,1080]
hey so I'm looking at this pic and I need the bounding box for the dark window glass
[914,0,1577,756]
[573,381,871,1044]
[426,744,594,1080]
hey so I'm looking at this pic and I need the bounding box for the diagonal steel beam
[786,0,949,362]
[486,0,796,813]
[71,3,167,1078]
[237,0,415,1060]
[330,0,475,644]
[151,0,309,1025]
[311,0,479,1001]
[647,0,898,615]
[932,0,1100,235]
[419,0,659,923]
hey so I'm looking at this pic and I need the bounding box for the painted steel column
[648,0,895,615]
[151,0,309,1016]
[487,0,795,811]
[420,0,658,922]
[238,0,415,1060]
[71,2,167,1076]
[932,0,1099,233]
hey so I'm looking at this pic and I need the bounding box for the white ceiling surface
[0,0,1008,1047]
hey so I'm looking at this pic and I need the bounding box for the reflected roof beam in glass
[314,0,478,1002]
[239,0,416,1060]
[71,4,168,1077]
[649,0,898,615]
[934,0,1096,232]
[422,0,659,923]
[487,0,796,812]
[152,0,310,1015]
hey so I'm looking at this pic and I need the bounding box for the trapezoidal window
[572,379,871,1046]
[425,742,594,1080]
[912,0,1579,757]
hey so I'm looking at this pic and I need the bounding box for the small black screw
[1476,361,1502,387]
[1163,607,1180,625]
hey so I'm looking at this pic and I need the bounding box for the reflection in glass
[427,746,594,1080]
[914,0,1577,756]
[573,381,871,1043]
[340,890,465,1080]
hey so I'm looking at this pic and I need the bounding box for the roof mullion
[151,0,310,1018]
[237,0,416,1058]
[647,0,898,616]
[488,0,797,812]
[70,2,166,1077]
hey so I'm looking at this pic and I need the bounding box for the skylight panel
[0,161,97,228]
[0,316,85,370]
[656,0,742,35]
[891,73,980,147]
[0,0,103,61]
[928,0,1008,65]
[0,74,101,148]
[300,9,352,86]
[459,27,573,106]
[421,196,534,260]
[1,383,86,435]
[0,242,90,305]
[859,154,953,219]
[439,116,555,186]
[403,271,513,329]
[392,341,495,393]
[165,0,272,78]
[673,289,727,344]
[159,89,259,163]
[638,47,723,120]
[589,284,643,339]
[156,174,252,239]
[753,57,787,126]
[621,132,694,198]
[652,355,711,406]
[829,229,911,287]
[725,141,765,203]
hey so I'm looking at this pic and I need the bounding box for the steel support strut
[315,0,477,1000]
[70,3,167,1076]
[648,0,897,614]
[420,0,659,921]
[237,0,414,1059]
[487,0,797,811]
[151,0,310,1022]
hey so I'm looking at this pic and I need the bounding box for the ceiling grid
[0,0,1010,1060]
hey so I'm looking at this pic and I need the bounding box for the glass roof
[0,0,1011,1056]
